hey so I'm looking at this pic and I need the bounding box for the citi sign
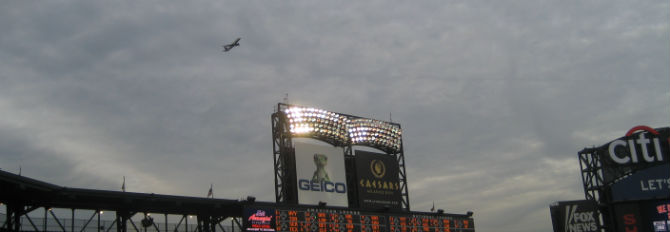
[607,126,667,165]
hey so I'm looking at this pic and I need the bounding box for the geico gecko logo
[607,126,668,165]
[298,153,346,193]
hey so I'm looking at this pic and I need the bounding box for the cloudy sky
[1,1,668,231]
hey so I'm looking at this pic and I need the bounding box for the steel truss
[1,205,242,232]
[0,170,245,232]
[578,147,611,232]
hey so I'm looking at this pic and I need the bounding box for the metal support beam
[80,210,99,232]
[49,209,67,232]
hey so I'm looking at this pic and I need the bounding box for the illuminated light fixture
[283,105,403,153]
[348,118,402,153]
[284,106,349,145]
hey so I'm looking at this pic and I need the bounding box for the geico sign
[298,179,347,193]
[608,126,665,165]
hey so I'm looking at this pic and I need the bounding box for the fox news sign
[550,200,599,232]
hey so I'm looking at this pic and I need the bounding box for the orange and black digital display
[246,207,474,232]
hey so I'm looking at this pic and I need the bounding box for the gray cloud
[1,1,668,231]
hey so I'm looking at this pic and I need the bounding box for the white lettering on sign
[565,204,598,232]
[608,132,664,165]
[640,178,670,191]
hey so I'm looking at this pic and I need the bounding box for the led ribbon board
[244,206,475,232]
[284,105,402,153]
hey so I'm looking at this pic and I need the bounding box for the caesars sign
[294,141,348,207]
[600,126,669,183]
[550,200,599,232]
[354,150,402,209]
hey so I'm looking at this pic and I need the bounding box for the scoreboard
[244,207,474,232]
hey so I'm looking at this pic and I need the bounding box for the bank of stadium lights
[285,107,349,144]
[283,106,402,153]
[349,118,402,152]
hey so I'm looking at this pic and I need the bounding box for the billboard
[611,164,670,202]
[549,200,599,232]
[294,141,349,207]
[243,208,277,232]
[354,150,402,209]
[613,200,670,232]
[649,200,670,232]
[598,126,669,184]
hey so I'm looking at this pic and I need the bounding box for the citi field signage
[598,126,670,185]
[605,126,668,166]
[294,141,349,207]
[610,164,670,202]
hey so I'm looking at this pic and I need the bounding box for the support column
[116,211,130,232]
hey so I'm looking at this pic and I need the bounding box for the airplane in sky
[222,38,241,52]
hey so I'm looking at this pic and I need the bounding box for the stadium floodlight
[284,106,349,145]
[348,118,402,153]
[282,104,402,153]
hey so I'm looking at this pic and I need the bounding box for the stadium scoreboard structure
[551,125,670,232]
[271,103,409,209]
[269,103,475,232]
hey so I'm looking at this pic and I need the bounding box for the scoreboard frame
[271,103,410,210]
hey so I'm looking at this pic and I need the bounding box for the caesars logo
[608,126,667,165]
[370,159,386,178]
[298,153,347,193]
[564,204,597,232]
[360,159,399,191]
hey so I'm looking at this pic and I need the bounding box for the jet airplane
[222,38,241,52]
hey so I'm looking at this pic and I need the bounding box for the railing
[0,213,236,232]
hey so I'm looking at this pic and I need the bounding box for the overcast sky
[1,1,668,231]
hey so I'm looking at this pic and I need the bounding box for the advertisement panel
[243,208,277,232]
[648,200,670,232]
[613,200,670,232]
[294,141,349,207]
[613,203,641,232]
[611,164,670,202]
[354,150,402,209]
[599,126,670,184]
[549,200,599,232]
